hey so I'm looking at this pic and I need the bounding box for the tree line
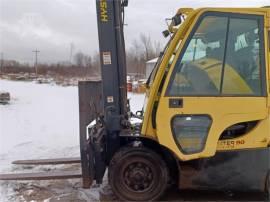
[0,33,162,79]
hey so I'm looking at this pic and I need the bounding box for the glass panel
[172,115,212,154]
[222,18,262,95]
[147,34,178,87]
[168,16,228,96]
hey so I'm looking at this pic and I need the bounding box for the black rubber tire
[108,147,169,201]
[266,171,270,200]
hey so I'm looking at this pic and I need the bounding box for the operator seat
[233,32,258,92]
[206,39,236,68]
[206,46,224,61]
[234,46,255,78]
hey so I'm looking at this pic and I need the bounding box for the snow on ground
[0,79,145,201]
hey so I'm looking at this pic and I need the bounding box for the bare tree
[74,52,84,67]
[153,41,162,56]
[126,34,161,77]
[84,55,92,69]
[140,33,155,61]
[129,39,143,74]
[92,52,101,75]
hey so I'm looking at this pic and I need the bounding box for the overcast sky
[0,0,269,64]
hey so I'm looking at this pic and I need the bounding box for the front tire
[108,147,169,201]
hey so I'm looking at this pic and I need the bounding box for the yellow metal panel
[217,117,270,150]
[156,97,268,161]
[142,8,270,161]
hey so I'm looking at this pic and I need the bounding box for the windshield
[146,35,175,87]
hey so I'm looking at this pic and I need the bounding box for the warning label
[107,96,114,103]
[103,52,112,65]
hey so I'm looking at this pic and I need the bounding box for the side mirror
[136,110,143,117]
[122,0,128,7]
[172,14,182,26]
[162,30,170,38]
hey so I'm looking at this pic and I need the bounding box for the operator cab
[142,8,269,161]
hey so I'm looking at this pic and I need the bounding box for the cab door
[156,11,269,161]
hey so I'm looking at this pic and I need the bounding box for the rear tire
[266,171,270,200]
[108,147,169,201]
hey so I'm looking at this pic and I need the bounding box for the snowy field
[0,79,266,202]
[0,79,145,201]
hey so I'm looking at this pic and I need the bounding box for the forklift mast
[96,0,128,131]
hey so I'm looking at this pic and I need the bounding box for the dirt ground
[7,181,268,202]
[2,164,267,202]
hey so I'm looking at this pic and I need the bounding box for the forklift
[1,1,270,201]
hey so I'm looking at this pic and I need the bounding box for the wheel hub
[123,162,153,192]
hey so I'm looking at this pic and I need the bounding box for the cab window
[222,18,262,95]
[167,13,265,96]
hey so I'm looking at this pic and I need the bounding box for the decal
[103,52,112,65]
[107,96,114,103]
[218,139,245,149]
[100,0,108,22]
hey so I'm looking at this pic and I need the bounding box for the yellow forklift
[0,1,270,201]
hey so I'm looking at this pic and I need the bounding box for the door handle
[169,98,183,108]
